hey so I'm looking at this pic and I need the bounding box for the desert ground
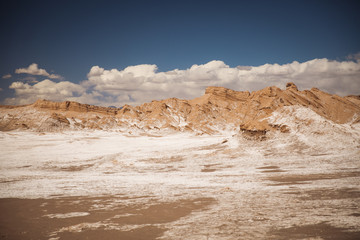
[0,129,359,240]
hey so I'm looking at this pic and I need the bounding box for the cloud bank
[6,80,85,105]
[15,63,62,79]
[4,58,360,106]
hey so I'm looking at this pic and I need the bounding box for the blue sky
[1,0,360,106]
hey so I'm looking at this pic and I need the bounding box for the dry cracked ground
[0,131,359,240]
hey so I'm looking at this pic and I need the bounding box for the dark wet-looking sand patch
[257,165,286,173]
[268,222,360,240]
[201,168,216,172]
[57,226,163,240]
[201,163,219,172]
[257,165,280,169]
[266,171,360,186]
[282,187,360,200]
[59,163,95,172]
[0,196,215,240]
[140,155,185,164]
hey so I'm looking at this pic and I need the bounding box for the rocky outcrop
[50,112,70,125]
[286,82,298,91]
[33,99,120,115]
[204,86,250,101]
[0,83,359,136]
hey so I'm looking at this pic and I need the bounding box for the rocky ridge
[1,83,359,137]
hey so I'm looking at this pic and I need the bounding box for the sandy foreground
[0,131,359,239]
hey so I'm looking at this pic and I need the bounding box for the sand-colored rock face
[0,83,359,135]
[33,99,119,115]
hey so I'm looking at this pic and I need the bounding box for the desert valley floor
[0,127,359,239]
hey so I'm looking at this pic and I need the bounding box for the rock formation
[1,83,359,137]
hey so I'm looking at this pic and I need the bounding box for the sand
[0,196,213,240]
[0,130,360,239]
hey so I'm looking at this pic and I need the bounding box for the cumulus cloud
[82,58,360,106]
[2,74,12,79]
[4,79,85,105]
[15,63,62,79]
[4,57,360,106]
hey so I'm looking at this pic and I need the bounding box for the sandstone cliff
[1,83,359,137]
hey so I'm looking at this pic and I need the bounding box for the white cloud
[4,57,360,106]
[2,74,12,79]
[4,79,85,105]
[83,58,360,105]
[15,63,62,79]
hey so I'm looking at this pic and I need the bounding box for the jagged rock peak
[286,82,298,91]
[205,86,250,101]
[205,86,229,94]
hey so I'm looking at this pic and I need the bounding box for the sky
[1,0,360,107]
